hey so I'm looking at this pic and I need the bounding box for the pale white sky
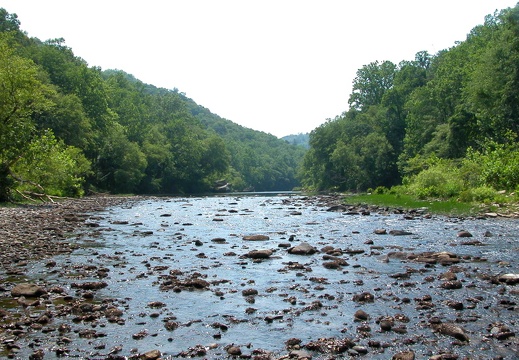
[3,0,517,137]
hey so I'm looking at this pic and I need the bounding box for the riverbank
[0,196,138,271]
[345,193,519,218]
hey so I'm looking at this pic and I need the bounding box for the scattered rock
[379,319,393,331]
[429,354,459,360]
[288,242,318,255]
[11,283,46,297]
[445,300,464,310]
[433,322,470,342]
[354,309,369,321]
[305,337,355,354]
[285,338,302,348]
[323,261,342,269]
[71,282,108,290]
[246,249,273,259]
[392,350,415,360]
[140,349,161,360]
[226,345,242,356]
[243,235,270,241]
[352,292,374,303]
[389,230,413,236]
[289,350,313,359]
[460,240,484,246]
[440,280,463,290]
[242,288,259,296]
[326,205,348,212]
[344,248,365,255]
[132,330,149,340]
[457,230,473,237]
[495,273,519,285]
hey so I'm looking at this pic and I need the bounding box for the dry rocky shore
[0,196,136,270]
[0,195,518,359]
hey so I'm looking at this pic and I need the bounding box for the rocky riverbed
[0,194,518,359]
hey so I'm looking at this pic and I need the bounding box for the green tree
[95,123,147,194]
[348,60,397,111]
[13,130,91,197]
[0,8,20,32]
[465,6,519,142]
[0,34,54,200]
[35,92,93,149]
[139,125,174,193]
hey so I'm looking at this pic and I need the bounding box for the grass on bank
[346,192,478,216]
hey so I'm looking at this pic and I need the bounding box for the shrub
[471,186,498,202]
[465,136,519,191]
[373,186,388,194]
[406,162,463,199]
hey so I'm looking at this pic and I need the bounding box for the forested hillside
[300,4,519,200]
[282,133,310,149]
[0,9,305,201]
[185,102,306,191]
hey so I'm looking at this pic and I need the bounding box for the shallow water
[4,195,519,359]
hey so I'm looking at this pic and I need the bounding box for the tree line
[0,9,306,201]
[300,4,519,200]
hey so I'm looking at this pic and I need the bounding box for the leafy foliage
[300,4,519,197]
[13,130,91,196]
[0,8,306,200]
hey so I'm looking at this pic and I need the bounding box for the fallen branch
[23,191,55,203]
[15,189,39,203]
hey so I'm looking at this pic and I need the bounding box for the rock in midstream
[288,242,318,255]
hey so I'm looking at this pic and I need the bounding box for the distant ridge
[281,133,310,149]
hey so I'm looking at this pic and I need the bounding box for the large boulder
[433,323,470,342]
[496,273,519,285]
[11,283,46,297]
[288,242,318,255]
[246,249,273,259]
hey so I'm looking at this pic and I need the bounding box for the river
[2,194,519,359]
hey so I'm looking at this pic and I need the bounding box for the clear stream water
[4,194,519,359]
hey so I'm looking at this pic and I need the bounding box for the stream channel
[3,194,519,359]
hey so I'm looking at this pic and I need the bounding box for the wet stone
[496,273,519,285]
[445,300,464,310]
[392,350,415,360]
[352,292,375,303]
[11,284,46,297]
[243,235,270,241]
[139,350,162,360]
[354,309,370,321]
[433,322,470,342]
[389,230,413,236]
[246,249,273,259]
[288,242,318,255]
[457,230,473,237]
[226,345,242,356]
[242,288,258,296]
[440,280,463,290]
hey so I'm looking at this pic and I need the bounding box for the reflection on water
[6,195,519,358]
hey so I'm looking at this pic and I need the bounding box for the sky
[2,0,517,137]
